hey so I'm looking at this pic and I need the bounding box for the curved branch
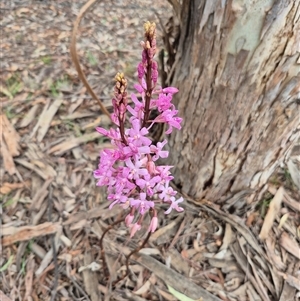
[70,0,111,120]
[109,232,152,286]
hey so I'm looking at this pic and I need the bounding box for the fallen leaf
[0,113,20,156]
[81,251,99,301]
[134,279,152,295]
[30,99,50,138]
[0,139,16,175]
[60,110,97,120]
[0,290,12,301]
[246,212,259,227]
[259,187,283,240]
[24,256,35,299]
[16,7,30,16]
[14,158,56,180]
[2,222,62,246]
[48,132,110,155]
[279,232,300,260]
[37,97,63,142]
[0,182,28,195]
[265,236,286,271]
[277,271,300,291]
[282,190,300,212]
[167,285,200,301]
[287,145,300,189]
[278,213,289,229]
[82,116,101,130]
[220,223,233,250]
[19,104,40,128]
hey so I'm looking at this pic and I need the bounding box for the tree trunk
[167,0,300,210]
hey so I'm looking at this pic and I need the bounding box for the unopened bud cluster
[94,22,184,237]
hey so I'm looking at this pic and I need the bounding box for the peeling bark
[167,0,300,206]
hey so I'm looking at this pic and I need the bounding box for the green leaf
[0,85,13,99]
[87,51,98,66]
[3,198,17,208]
[167,285,198,301]
[0,255,14,272]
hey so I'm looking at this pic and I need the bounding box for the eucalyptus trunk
[167,0,300,210]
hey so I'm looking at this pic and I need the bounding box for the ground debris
[1,0,299,300]
[2,222,62,246]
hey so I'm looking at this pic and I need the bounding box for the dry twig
[99,216,126,279]
[70,0,111,120]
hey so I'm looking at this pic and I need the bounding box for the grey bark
[167,0,300,208]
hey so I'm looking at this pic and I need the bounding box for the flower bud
[148,216,158,233]
[151,61,158,70]
[162,87,179,94]
[125,213,134,227]
[130,222,141,238]
[152,69,158,85]
[96,127,108,136]
[138,63,145,79]
[148,48,154,59]
[134,84,144,93]
[147,160,157,175]
[119,103,126,115]
[142,50,147,63]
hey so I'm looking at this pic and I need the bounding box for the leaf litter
[1,0,300,301]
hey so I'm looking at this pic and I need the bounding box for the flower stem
[143,62,153,128]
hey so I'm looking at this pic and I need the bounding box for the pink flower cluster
[94,22,184,237]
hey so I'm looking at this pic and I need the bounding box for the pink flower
[126,119,152,147]
[114,175,135,194]
[164,197,184,214]
[94,170,116,187]
[156,166,174,183]
[93,22,184,237]
[97,149,120,169]
[130,193,154,215]
[122,143,151,160]
[165,116,182,134]
[108,192,128,209]
[159,181,177,201]
[156,93,172,112]
[150,140,169,161]
[153,109,182,134]
[136,175,161,196]
[123,158,149,180]
[127,93,144,120]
